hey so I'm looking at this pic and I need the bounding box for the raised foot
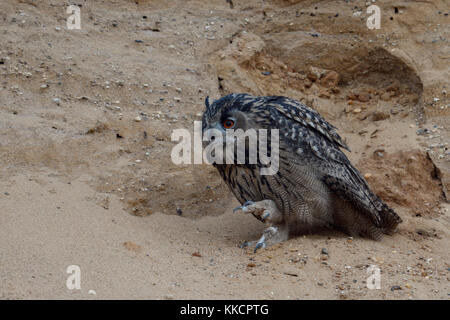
[233,199,283,224]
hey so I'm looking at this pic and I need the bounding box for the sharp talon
[239,241,250,248]
[254,242,265,253]
[254,234,266,253]
[233,201,254,213]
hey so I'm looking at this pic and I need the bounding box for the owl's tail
[374,196,402,232]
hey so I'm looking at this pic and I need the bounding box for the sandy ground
[0,0,449,299]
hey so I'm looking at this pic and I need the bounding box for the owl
[202,93,402,252]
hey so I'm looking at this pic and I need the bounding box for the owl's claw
[254,235,267,253]
[238,238,265,252]
[233,200,254,213]
[239,241,250,248]
[261,211,270,222]
[240,226,287,253]
[233,200,283,225]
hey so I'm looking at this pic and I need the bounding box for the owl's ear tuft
[205,96,210,109]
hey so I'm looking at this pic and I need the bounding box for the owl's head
[201,94,279,170]
[202,93,273,134]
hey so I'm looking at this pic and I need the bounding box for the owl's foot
[240,225,289,253]
[233,199,283,224]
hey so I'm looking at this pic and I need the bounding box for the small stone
[373,149,385,157]
[357,92,370,102]
[52,98,60,105]
[372,111,390,121]
[304,79,312,88]
[134,116,142,122]
[320,71,339,88]
[318,88,330,98]
[192,252,202,257]
[416,128,428,135]
[391,285,402,291]
[321,248,329,255]
[386,82,399,92]
[176,207,182,215]
[364,173,373,179]
[415,228,434,237]
[123,241,142,252]
[307,72,318,82]
[380,92,390,101]
[347,92,357,100]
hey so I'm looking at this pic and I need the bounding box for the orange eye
[223,119,235,129]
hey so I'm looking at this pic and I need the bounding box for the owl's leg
[233,200,283,224]
[240,224,289,253]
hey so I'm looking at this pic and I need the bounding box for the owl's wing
[273,101,401,229]
[265,96,350,151]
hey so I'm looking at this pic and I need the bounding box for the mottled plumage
[202,93,401,251]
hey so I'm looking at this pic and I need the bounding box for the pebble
[372,111,390,121]
[416,128,428,135]
[391,285,402,291]
[321,248,329,255]
[134,116,142,122]
[52,98,61,105]
[380,92,390,101]
[374,149,385,157]
[357,93,370,102]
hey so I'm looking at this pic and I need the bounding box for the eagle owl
[202,93,402,252]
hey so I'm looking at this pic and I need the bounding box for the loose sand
[0,0,448,299]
